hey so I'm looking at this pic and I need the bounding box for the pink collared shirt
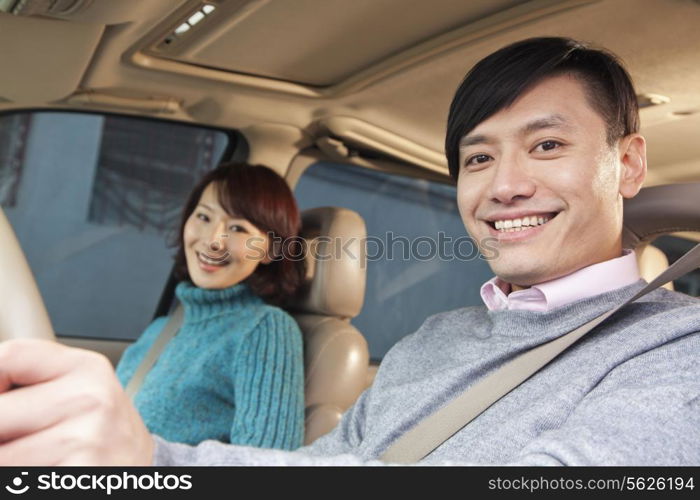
[480,250,640,312]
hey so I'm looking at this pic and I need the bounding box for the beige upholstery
[293,207,366,319]
[290,207,369,444]
[635,245,674,291]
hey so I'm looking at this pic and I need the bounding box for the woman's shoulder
[244,302,302,342]
[259,303,301,328]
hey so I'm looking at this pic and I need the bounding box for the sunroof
[147,0,530,86]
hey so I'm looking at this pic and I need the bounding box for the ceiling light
[174,23,191,35]
[158,2,219,50]
[188,11,205,26]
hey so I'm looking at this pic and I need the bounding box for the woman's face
[183,183,270,289]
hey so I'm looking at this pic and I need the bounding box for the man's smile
[482,211,561,241]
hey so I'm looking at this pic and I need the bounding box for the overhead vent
[0,0,91,17]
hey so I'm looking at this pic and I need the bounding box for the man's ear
[618,133,647,199]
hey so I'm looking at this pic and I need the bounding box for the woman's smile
[196,250,233,272]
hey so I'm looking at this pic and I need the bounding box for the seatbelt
[380,243,700,464]
[125,305,184,400]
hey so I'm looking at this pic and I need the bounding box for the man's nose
[206,221,228,253]
[487,154,536,204]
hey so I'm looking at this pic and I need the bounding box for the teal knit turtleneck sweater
[116,281,304,450]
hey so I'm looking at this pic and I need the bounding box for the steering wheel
[0,207,55,341]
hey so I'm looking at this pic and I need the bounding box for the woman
[116,163,306,450]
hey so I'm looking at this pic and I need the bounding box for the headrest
[623,183,700,248]
[290,207,367,319]
[635,245,673,291]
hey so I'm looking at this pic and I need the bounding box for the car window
[654,235,700,296]
[294,161,494,360]
[0,111,234,340]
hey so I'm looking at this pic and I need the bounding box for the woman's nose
[206,222,228,253]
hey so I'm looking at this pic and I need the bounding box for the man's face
[457,74,644,287]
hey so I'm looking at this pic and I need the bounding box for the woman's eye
[196,213,210,222]
[534,140,562,152]
[465,154,492,166]
[229,224,247,233]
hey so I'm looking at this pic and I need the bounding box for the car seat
[288,206,370,444]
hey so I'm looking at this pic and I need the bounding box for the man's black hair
[445,37,639,180]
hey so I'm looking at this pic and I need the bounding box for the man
[0,37,698,466]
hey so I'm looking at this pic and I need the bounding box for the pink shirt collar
[480,249,640,312]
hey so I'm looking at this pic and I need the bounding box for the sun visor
[0,13,103,103]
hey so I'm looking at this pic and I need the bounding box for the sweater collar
[175,281,262,324]
[487,279,650,338]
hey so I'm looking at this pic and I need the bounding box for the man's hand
[0,339,154,465]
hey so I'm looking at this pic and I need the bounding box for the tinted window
[654,235,700,296]
[294,161,493,360]
[1,112,232,340]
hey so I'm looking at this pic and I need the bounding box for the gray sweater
[153,281,700,465]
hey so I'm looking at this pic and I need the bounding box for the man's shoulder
[630,286,700,322]
[417,304,491,335]
[565,282,700,336]
[368,304,490,389]
[384,304,490,357]
[590,286,700,374]
[643,286,700,305]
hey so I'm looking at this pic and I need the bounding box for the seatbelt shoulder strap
[125,305,184,399]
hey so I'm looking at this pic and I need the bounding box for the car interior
[1,0,700,444]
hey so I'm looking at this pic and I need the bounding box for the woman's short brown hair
[173,162,306,305]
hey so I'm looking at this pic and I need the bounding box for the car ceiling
[0,0,699,185]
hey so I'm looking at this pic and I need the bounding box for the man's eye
[534,140,562,152]
[465,154,492,166]
[197,213,210,222]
